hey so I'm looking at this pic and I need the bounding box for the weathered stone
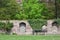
[0,20,60,35]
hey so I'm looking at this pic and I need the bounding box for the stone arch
[52,21,58,27]
[51,21,58,34]
[19,22,26,33]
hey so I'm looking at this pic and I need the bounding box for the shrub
[55,19,60,26]
[12,33,17,35]
[28,19,47,30]
[0,21,13,33]
[5,22,13,31]
[0,22,5,29]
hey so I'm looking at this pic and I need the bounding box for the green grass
[0,35,60,40]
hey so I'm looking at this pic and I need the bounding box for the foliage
[0,22,13,31]
[0,0,20,20]
[28,19,47,29]
[12,33,17,35]
[0,0,59,19]
[5,22,13,31]
[55,19,60,26]
[56,0,60,18]
[15,0,52,19]
[0,22,5,29]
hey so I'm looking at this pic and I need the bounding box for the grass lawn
[0,35,60,40]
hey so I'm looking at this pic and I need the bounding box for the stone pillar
[26,23,33,35]
[11,21,19,34]
[47,20,54,34]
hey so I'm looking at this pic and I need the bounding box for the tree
[0,0,20,20]
[56,0,60,18]
[0,0,56,20]
[15,0,55,19]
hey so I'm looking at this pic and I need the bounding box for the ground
[0,35,60,40]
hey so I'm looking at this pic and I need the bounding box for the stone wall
[46,20,60,34]
[10,20,33,35]
[0,20,60,35]
[0,20,33,35]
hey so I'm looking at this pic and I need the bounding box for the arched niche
[52,21,58,27]
[52,21,58,33]
[19,22,26,33]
